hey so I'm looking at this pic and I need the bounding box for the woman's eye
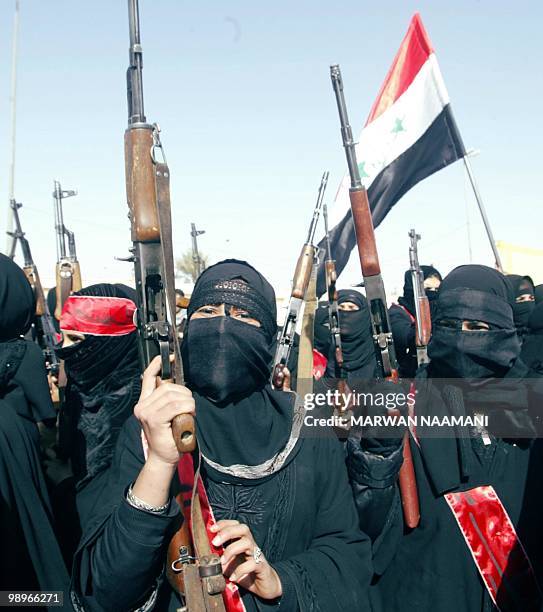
[198,307,217,315]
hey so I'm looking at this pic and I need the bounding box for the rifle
[272,171,328,388]
[7,199,60,377]
[409,229,431,366]
[330,65,420,529]
[124,2,224,608]
[53,181,82,319]
[323,203,343,374]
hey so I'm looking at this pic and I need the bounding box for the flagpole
[462,151,503,272]
[6,0,21,254]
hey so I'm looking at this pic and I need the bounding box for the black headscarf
[55,283,141,488]
[398,265,442,315]
[507,274,536,332]
[182,260,297,473]
[428,265,520,379]
[0,253,35,341]
[0,255,55,424]
[535,284,543,305]
[325,289,376,380]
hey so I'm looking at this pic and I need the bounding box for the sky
[1,0,542,302]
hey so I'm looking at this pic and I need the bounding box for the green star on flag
[391,118,405,134]
[358,161,369,178]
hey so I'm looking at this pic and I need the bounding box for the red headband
[60,295,137,336]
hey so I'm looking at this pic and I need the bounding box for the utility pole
[5,1,21,253]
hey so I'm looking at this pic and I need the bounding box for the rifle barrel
[127,0,145,124]
[330,66,362,189]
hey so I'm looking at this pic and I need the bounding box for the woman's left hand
[211,520,282,600]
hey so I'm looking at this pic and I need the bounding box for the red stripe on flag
[366,13,434,125]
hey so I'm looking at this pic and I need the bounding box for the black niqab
[327,289,376,379]
[398,264,442,315]
[535,284,543,304]
[429,265,520,379]
[182,260,295,472]
[507,274,536,332]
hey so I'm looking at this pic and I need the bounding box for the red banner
[445,486,542,611]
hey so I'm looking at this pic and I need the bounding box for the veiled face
[190,303,261,328]
[338,301,360,312]
[61,331,86,347]
[437,318,490,332]
[424,275,441,291]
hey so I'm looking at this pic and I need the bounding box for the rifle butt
[349,188,380,277]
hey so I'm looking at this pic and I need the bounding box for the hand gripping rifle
[124,2,225,608]
[330,65,420,528]
[409,229,431,366]
[53,181,82,319]
[323,203,343,375]
[272,172,328,389]
[7,199,60,377]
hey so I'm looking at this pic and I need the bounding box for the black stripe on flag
[316,104,466,297]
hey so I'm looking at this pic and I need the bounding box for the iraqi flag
[316,13,466,296]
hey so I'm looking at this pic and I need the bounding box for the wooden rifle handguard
[349,188,380,277]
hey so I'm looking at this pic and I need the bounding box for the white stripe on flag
[330,54,451,227]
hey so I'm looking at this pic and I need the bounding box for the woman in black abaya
[0,254,69,598]
[348,264,543,612]
[71,260,373,612]
[324,289,377,382]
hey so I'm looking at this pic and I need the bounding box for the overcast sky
[1,0,541,300]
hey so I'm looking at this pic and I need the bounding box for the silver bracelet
[126,483,169,515]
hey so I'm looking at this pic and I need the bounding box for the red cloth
[445,486,542,611]
[60,295,136,336]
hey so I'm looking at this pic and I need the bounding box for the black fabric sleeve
[345,432,404,575]
[71,416,180,612]
[274,436,373,611]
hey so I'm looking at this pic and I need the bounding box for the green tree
[175,249,208,282]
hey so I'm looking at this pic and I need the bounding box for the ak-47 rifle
[272,171,328,389]
[323,203,343,374]
[330,65,420,529]
[53,181,82,319]
[7,199,60,377]
[409,229,431,366]
[124,2,225,608]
